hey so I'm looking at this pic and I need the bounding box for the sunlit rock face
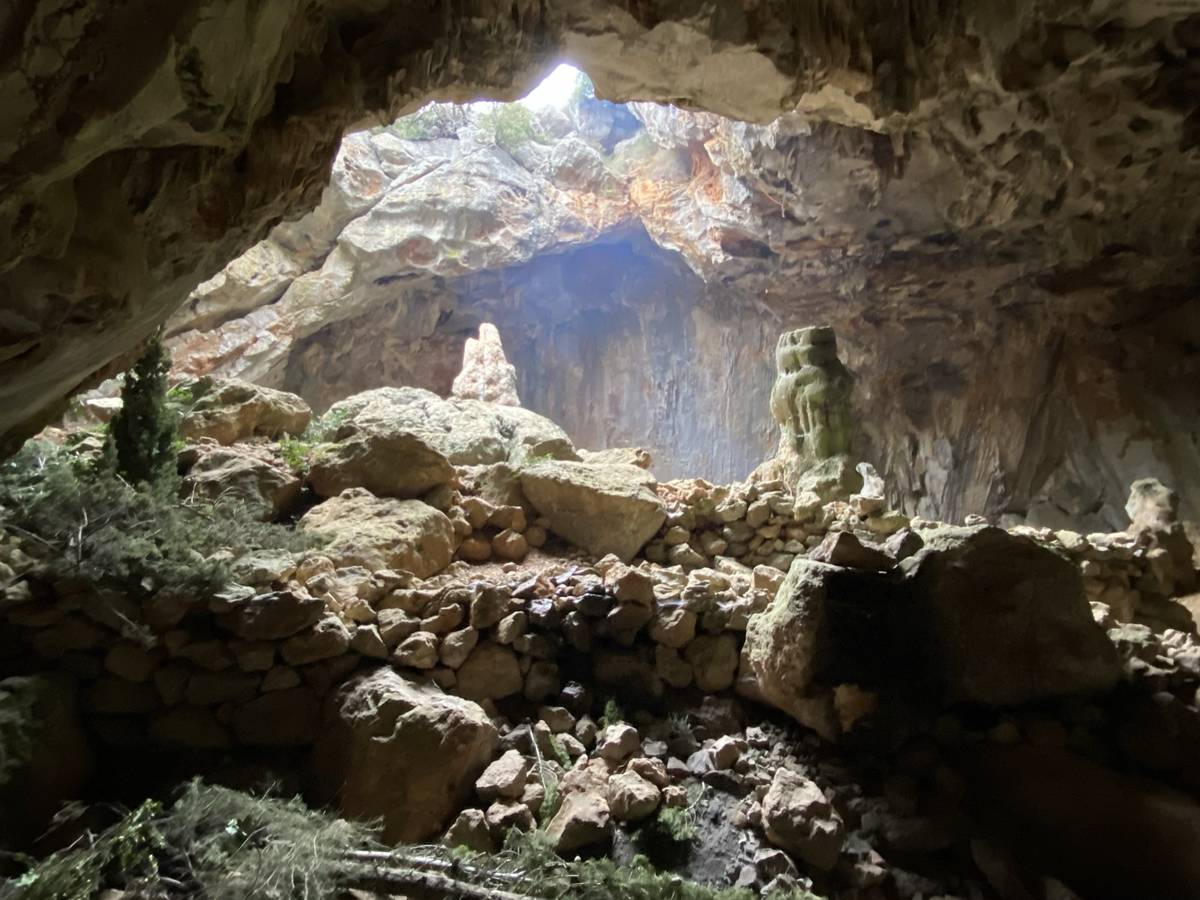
[4,3,1200,527]
[165,81,1200,529]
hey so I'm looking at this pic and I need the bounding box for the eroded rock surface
[299,489,457,577]
[521,461,666,561]
[4,4,1200,531]
[312,667,499,843]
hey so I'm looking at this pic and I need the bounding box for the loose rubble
[3,374,1200,899]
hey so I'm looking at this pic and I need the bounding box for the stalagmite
[452,324,521,407]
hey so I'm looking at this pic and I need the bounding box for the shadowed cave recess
[3,6,1200,900]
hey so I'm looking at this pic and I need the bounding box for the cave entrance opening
[163,63,793,484]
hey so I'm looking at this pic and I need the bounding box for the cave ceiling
[2,1,1200,524]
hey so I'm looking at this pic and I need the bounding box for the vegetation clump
[476,104,548,156]
[0,441,311,597]
[389,103,471,141]
[101,337,178,485]
[276,406,352,474]
[0,343,315,598]
[2,782,816,900]
[600,697,626,729]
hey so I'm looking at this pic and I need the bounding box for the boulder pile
[4,377,1200,899]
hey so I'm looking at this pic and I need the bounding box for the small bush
[548,735,572,769]
[3,782,817,900]
[277,437,314,474]
[648,804,699,844]
[102,338,177,485]
[600,697,625,730]
[477,104,547,155]
[0,441,313,598]
[633,785,706,866]
[301,406,352,444]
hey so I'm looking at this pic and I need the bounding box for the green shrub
[277,437,314,474]
[477,104,547,155]
[102,337,177,485]
[647,804,699,844]
[0,441,314,598]
[3,782,818,900]
[547,735,572,769]
[301,406,351,444]
[600,697,625,730]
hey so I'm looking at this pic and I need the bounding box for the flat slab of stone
[521,461,666,561]
[299,488,456,577]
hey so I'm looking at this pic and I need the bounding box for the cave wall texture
[3,1,1200,529]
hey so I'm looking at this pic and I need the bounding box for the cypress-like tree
[103,336,178,485]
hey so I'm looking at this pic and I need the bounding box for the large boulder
[312,668,499,842]
[308,387,576,498]
[0,674,93,844]
[179,378,312,444]
[299,488,456,577]
[903,525,1121,705]
[761,768,845,871]
[520,461,666,561]
[216,588,325,640]
[182,445,302,519]
[745,525,1121,738]
[742,559,883,740]
[543,757,614,853]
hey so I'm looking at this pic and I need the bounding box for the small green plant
[389,103,469,140]
[477,103,547,155]
[547,734,572,769]
[101,337,177,485]
[277,437,314,474]
[666,711,692,736]
[650,804,699,844]
[301,406,352,444]
[0,441,316,598]
[538,776,561,829]
[599,697,625,730]
[3,781,818,900]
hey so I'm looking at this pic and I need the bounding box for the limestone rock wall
[6,1,1200,533]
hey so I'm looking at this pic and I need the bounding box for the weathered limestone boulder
[179,379,311,445]
[808,531,892,572]
[456,641,523,702]
[443,808,495,853]
[521,461,666,561]
[216,588,325,641]
[579,447,653,469]
[903,525,1122,705]
[747,526,1123,737]
[1127,478,1182,533]
[308,428,455,499]
[543,757,614,853]
[312,668,499,843]
[607,770,661,822]
[0,674,92,844]
[742,559,850,740]
[451,323,520,406]
[299,489,456,577]
[475,748,529,802]
[182,445,302,519]
[762,768,845,871]
[308,388,577,499]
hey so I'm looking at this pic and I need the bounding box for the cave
[3,6,1200,900]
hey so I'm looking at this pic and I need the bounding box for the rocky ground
[4,371,1200,900]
